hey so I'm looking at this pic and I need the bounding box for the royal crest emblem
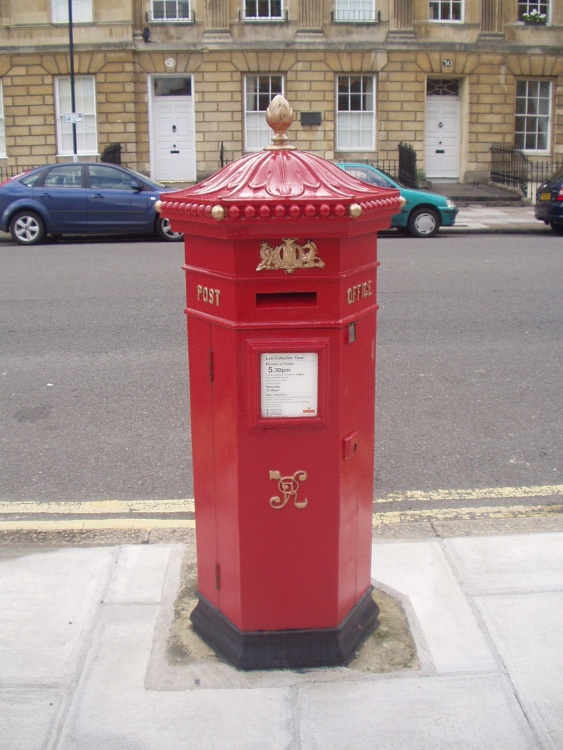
[269,470,309,510]
[257,239,325,274]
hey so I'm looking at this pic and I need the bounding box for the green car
[338,163,458,238]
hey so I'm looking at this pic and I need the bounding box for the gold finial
[264,95,296,151]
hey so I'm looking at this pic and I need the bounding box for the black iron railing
[331,10,381,22]
[0,164,38,181]
[101,143,122,165]
[490,145,562,197]
[398,142,418,188]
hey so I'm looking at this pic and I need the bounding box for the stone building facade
[0,0,561,183]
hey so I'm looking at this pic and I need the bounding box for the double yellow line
[0,484,561,531]
[373,484,563,524]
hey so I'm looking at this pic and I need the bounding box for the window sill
[335,148,376,154]
[332,19,380,24]
[149,19,194,24]
[56,153,100,159]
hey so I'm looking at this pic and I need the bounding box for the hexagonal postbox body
[160,99,401,670]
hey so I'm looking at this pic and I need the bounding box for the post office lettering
[197,285,222,306]
[347,281,373,305]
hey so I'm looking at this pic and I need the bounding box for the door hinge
[215,563,221,590]
[209,349,214,383]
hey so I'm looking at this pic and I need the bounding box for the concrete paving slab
[444,533,563,593]
[372,541,497,673]
[146,542,421,692]
[0,547,116,686]
[0,688,65,750]
[1,536,560,749]
[59,602,294,750]
[296,673,537,750]
[477,591,563,750]
[105,544,178,604]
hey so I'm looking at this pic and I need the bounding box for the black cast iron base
[190,588,380,670]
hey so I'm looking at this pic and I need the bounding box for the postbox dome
[159,96,402,234]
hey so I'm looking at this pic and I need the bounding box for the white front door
[425,85,461,179]
[151,77,196,182]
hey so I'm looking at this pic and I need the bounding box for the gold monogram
[257,239,325,274]
[269,470,309,510]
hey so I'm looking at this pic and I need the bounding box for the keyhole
[172,124,177,132]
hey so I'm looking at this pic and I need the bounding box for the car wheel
[156,216,183,242]
[550,222,563,235]
[10,211,46,245]
[407,207,440,238]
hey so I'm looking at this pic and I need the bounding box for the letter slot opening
[256,292,318,308]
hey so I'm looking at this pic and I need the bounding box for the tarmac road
[0,220,561,536]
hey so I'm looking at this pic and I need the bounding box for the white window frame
[429,0,463,22]
[243,0,284,21]
[514,79,551,153]
[150,0,192,22]
[0,81,6,158]
[336,75,376,152]
[55,76,98,156]
[244,75,284,151]
[333,1,377,22]
[52,0,93,23]
[518,1,549,23]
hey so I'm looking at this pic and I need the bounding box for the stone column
[205,0,230,30]
[389,0,415,37]
[203,0,231,39]
[296,0,323,37]
[132,0,144,41]
[480,0,504,35]
[299,0,322,29]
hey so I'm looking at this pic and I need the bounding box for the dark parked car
[535,166,563,234]
[0,162,183,245]
[337,163,458,238]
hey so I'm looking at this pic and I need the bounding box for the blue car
[534,166,563,234]
[338,163,458,238]
[0,162,183,245]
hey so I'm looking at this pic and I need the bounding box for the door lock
[172,124,177,132]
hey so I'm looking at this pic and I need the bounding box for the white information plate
[261,352,318,418]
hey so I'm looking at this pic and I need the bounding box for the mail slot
[159,96,402,670]
[256,291,318,307]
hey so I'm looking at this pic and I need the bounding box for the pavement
[0,198,553,248]
[1,517,562,749]
[1,190,560,748]
[445,204,548,233]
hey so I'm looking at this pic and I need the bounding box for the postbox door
[187,316,220,608]
[188,316,245,622]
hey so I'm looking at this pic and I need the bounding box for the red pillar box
[159,96,402,670]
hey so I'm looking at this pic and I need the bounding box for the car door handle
[91,193,105,198]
